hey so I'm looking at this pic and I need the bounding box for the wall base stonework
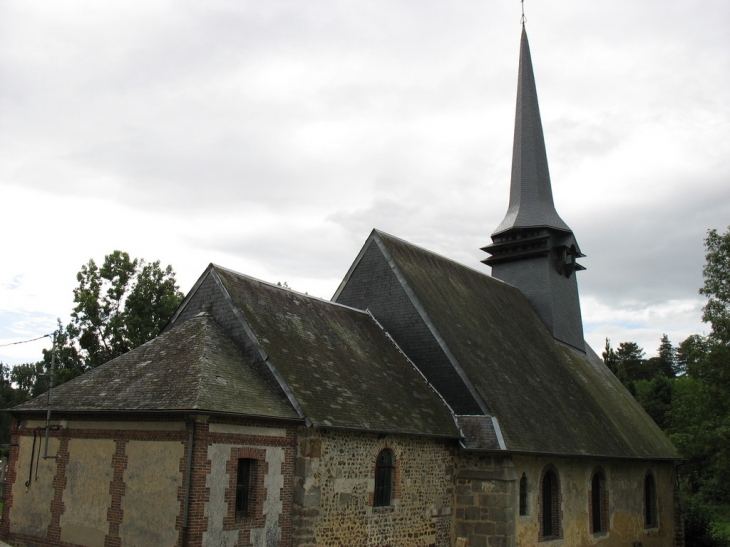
[453,454,517,547]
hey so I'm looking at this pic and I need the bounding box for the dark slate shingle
[214,266,460,438]
[14,314,299,420]
[368,231,679,459]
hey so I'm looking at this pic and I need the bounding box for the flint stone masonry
[292,428,453,547]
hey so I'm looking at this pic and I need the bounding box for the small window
[644,473,657,528]
[591,471,608,533]
[374,449,394,507]
[519,473,528,516]
[540,468,561,540]
[235,458,253,517]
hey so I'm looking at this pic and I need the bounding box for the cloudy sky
[2,0,729,366]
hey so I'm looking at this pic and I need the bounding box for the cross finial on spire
[520,0,526,26]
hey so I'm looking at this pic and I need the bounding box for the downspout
[182,416,195,547]
[43,332,58,460]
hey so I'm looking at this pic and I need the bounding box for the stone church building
[1,27,681,547]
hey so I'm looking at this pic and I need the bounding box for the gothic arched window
[519,473,528,516]
[374,449,394,507]
[644,473,657,528]
[590,470,608,534]
[540,467,561,541]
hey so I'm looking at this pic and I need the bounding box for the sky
[1,0,729,366]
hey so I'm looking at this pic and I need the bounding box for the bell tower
[482,26,586,352]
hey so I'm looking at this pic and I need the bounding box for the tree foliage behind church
[605,227,730,513]
[8,251,184,401]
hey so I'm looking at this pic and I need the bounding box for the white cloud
[1,0,729,366]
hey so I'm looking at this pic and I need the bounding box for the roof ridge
[372,229,519,289]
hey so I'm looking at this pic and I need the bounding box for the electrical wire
[0,334,51,348]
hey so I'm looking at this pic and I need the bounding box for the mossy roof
[375,231,679,459]
[214,266,460,438]
[14,314,299,420]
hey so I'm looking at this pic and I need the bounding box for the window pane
[592,474,602,533]
[236,459,252,517]
[374,450,394,507]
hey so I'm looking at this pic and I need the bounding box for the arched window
[644,473,657,528]
[519,473,528,516]
[374,449,394,507]
[590,470,608,534]
[540,467,561,540]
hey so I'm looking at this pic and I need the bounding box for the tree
[633,376,673,429]
[0,363,26,447]
[10,361,47,400]
[68,251,184,369]
[669,227,730,505]
[123,261,185,350]
[602,338,620,376]
[700,227,730,344]
[616,342,647,383]
[657,334,677,378]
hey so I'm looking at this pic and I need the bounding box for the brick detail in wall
[105,439,128,547]
[185,418,296,547]
[0,414,297,547]
[0,422,20,539]
[46,437,69,544]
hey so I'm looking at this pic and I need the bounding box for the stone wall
[0,414,297,547]
[512,455,678,547]
[1,414,680,547]
[292,428,454,547]
[452,453,517,547]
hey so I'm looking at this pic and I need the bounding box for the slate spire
[482,26,586,352]
[494,26,569,236]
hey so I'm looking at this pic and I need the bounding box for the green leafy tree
[123,261,184,350]
[10,361,47,400]
[701,227,730,344]
[68,251,184,369]
[0,363,26,446]
[633,376,673,429]
[670,227,730,504]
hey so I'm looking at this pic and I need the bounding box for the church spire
[493,26,570,236]
[482,27,586,352]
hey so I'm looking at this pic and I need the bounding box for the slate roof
[212,267,460,438]
[15,264,460,440]
[343,230,679,460]
[14,314,299,419]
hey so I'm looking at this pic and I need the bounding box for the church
[1,26,681,547]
